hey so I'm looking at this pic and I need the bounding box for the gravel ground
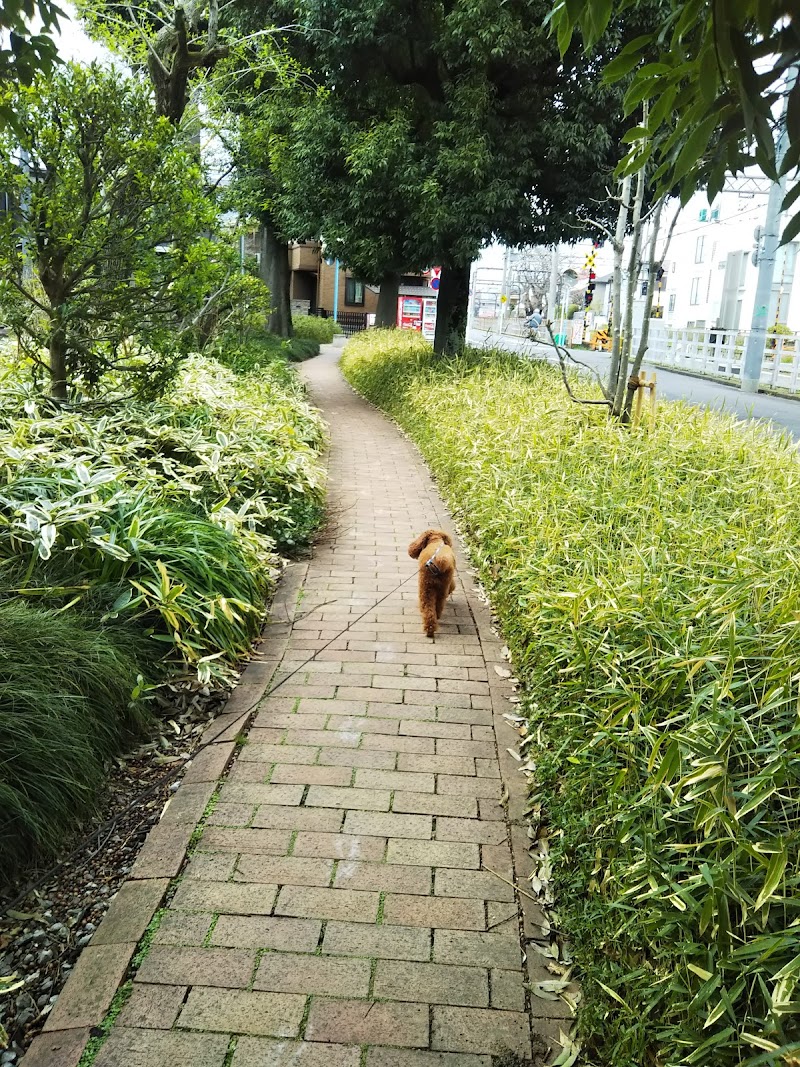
[0,678,229,1062]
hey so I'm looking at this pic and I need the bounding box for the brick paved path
[25,340,563,1067]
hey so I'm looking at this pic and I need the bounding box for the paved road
[468,328,800,440]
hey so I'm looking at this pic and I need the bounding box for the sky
[51,2,112,64]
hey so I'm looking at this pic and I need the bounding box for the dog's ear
[408,529,434,558]
[439,532,453,547]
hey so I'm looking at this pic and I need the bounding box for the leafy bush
[0,353,325,677]
[0,334,325,876]
[215,334,319,371]
[286,336,322,361]
[0,599,149,873]
[341,331,800,1067]
[292,315,338,344]
[0,63,220,400]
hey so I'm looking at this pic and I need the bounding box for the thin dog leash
[2,562,421,914]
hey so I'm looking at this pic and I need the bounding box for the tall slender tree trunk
[607,174,632,404]
[433,263,470,355]
[261,213,292,338]
[375,273,400,327]
[623,196,680,420]
[614,160,646,416]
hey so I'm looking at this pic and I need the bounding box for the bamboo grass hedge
[341,330,800,1067]
[0,344,325,876]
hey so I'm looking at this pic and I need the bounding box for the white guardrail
[634,324,800,394]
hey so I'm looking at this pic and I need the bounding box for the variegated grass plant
[0,354,325,681]
[341,331,800,1067]
[0,345,325,877]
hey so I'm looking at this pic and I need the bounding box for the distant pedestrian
[524,308,543,334]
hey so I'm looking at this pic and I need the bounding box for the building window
[690,277,700,305]
[345,278,364,305]
[695,236,705,263]
[668,293,676,313]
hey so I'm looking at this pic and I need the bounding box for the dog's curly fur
[408,528,457,638]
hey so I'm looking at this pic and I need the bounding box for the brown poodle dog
[408,529,457,638]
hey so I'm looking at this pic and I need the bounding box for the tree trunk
[433,263,470,355]
[49,322,68,400]
[614,160,646,416]
[622,196,680,420]
[375,273,400,327]
[261,213,292,338]
[606,174,632,404]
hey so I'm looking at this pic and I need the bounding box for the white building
[635,183,799,334]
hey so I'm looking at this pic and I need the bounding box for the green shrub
[0,599,149,874]
[0,354,325,677]
[341,331,800,1067]
[215,334,319,370]
[292,315,337,344]
[286,336,321,362]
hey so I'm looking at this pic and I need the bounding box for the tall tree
[238,0,655,352]
[77,1,298,338]
[0,63,219,398]
[77,0,229,126]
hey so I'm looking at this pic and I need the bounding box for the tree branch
[546,323,611,407]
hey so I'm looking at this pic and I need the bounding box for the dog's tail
[421,601,438,639]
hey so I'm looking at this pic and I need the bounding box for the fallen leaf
[529,984,562,1001]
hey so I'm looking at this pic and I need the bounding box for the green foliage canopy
[549,0,800,240]
[237,0,644,280]
[0,0,62,128]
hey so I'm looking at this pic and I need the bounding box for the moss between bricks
[186,785,222,856]
[75,981,133,1067]
[297,994,313,1040]
[131,906,168,970]
[75,864,185,1065]
[203,913,220,947]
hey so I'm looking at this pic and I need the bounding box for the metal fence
[311,308,368,337]
[633,324,800,394]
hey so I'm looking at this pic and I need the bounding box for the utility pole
[466,260,477,332]
[741,70,798,393]
[547,245,558,321]
[333,258,340,323]
[497,245,510,333]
